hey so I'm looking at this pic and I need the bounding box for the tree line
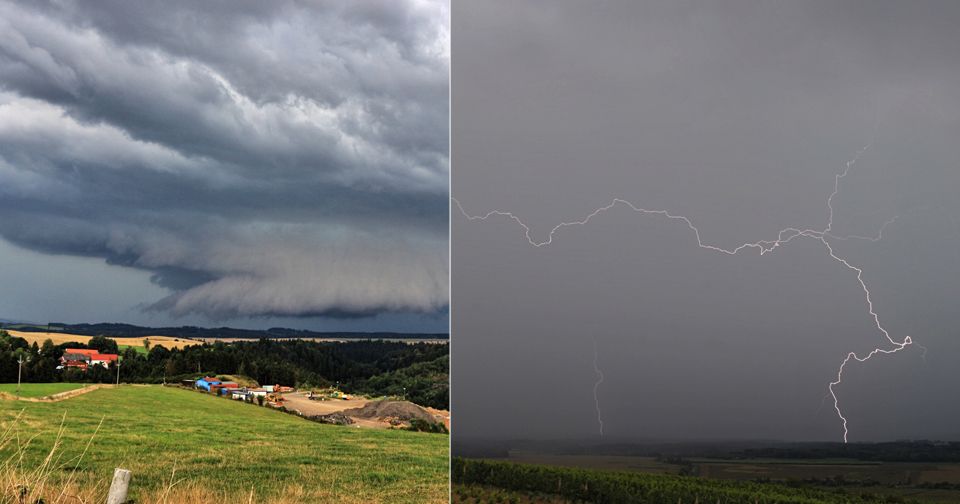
[0,330,448,409]
[730,442,960,463]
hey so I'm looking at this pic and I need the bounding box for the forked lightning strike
[453,142,919,442]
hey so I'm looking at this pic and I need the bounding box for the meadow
[0,382,86,398]
[0,385,449,503]
[117,344,148,355]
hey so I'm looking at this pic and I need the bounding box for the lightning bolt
[593,338,604,438]
[453,142,920,442]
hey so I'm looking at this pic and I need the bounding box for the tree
[40,339,56,357]
[143,338,151,352]
[122,347,140,361]
[164,358,177,378]
[63,367,85,383]
[148,345,170,365]
[88,335,119,354]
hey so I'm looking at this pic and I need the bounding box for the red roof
[91,353,118,361]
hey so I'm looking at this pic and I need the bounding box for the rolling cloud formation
[0,0,449,319]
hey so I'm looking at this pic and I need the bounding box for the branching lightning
[593,338,604,437]
[453,141,920,442]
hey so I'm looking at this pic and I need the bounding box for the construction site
[184,376,450,431]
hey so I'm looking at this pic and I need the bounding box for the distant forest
[1,321,447,340]
[728,442,960,463]
[454,439,960,464]
[0,330,448,410]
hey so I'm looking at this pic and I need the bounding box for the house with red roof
[60,355,88,371]
[90,353,118,367]
[59,348,118,370]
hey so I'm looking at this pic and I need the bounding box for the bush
[406,419,448,434]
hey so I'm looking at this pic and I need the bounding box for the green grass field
[0,382,87,397]
[117,344,148,355]
[0,385,448,503]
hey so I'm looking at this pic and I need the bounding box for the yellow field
[6,330,201,350]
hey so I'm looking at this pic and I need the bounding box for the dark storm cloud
[0,0,448,319]
[453,0,960,442]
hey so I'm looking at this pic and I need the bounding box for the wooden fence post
[106,468,131,504]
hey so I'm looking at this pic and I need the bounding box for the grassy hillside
[0,382,87,398]
[0,386,448,503]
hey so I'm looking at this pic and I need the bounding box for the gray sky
[0,0,449,332]
[452,0,960,442]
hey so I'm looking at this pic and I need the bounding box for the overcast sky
[0,0,449,332]
[453,0,960,442]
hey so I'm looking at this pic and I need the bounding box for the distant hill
[1,321,447,340]
[0,318,41,326]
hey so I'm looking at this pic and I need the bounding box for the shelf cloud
[0,0,449,320]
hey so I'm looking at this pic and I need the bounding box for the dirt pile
[342,400,439,424]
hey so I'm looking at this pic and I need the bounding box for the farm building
[91,353,118,367]
[60,351,91,371]
[210,382,239,394]
[59,348,118,370]
[195,377,221,391]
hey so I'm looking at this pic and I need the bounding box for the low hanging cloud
[0,0,449,320]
